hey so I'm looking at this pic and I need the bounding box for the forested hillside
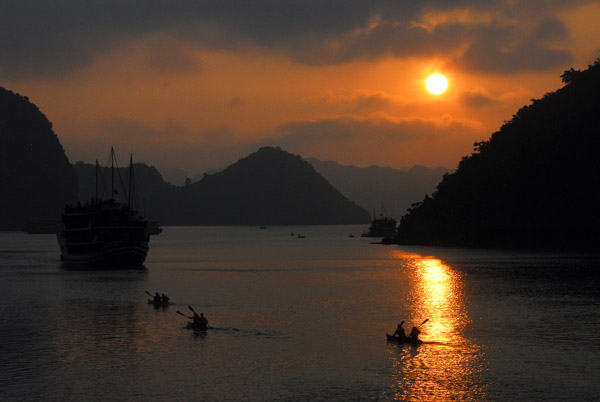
[0,88,77,230]
[397,60,600,250]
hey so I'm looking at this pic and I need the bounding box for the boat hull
[58,234,148,267]
[185,322,208,331]
[148,299,170,306]
[386,334,423,346]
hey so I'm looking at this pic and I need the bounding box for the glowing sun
[426,74,448,95]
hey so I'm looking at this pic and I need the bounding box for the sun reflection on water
[384,250,488,401]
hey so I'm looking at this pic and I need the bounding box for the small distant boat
[57,148,150,267]
[348,233,354,238]
[297,234,305,238]
[361,203,397,238]
[260,226,267,229]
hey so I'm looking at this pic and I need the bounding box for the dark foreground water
[1,226,599,401]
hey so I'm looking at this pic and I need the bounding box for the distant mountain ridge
[307,158,450,219]
[75,147,371,225]
[397,60,600,250]
[1,86,371,229]
[157,167,189,186]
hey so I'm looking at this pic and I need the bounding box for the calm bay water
[1,226,599,401]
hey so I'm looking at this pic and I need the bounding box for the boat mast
[95,159,99,203]
[128,154,133,208]
[111,147,115,201]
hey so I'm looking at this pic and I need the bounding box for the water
[1,226,599,401]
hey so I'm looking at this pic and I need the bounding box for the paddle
[146,290,163,301]
[407,318,429,343]
[177,310,192,319]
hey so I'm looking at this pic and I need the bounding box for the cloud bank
[1,0,585,79]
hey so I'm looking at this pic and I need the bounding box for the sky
[1,1,599,176]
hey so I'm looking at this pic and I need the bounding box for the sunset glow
[426,74,448,95]
[1,2,597,175]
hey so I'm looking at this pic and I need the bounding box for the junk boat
[57,148,149,267]
[361,203,397,238]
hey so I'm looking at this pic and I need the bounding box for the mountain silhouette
[0,87,78,230]
[307,158,450,220]
[75,147,371,225]
[157,167,190,186]
[397,60,600,250]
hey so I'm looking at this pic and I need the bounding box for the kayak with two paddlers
[177,306,209,331]
[145,290,170,306]
[386,318,428,345]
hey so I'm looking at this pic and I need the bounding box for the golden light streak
[385,251,487,401]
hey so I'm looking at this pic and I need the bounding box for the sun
[426,74,448,95]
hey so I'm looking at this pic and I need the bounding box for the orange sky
[2,1,599,175]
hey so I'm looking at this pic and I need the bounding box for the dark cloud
[65,117,242,173]
[456,19,574,73]
[139,36,200,73]
[532,17,570,43]
[259,115,476,168]
[269,115,471,150]
[302,20,470,65]
[94,118,236,144]
[321,92,396,114]
[64,114,475,172]
[459,89,497,108]
[0,0,585,79]
[98,118,185,140]
[350,93,394,114]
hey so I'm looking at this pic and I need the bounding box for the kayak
[148,299,170,306]
[386,334,423,346]
[185,322,208,331]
